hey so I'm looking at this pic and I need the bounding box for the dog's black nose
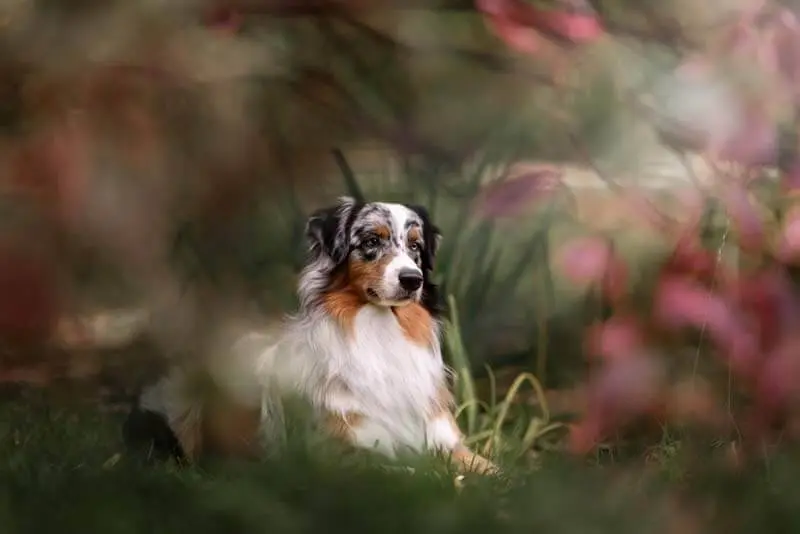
[398,269,423,291]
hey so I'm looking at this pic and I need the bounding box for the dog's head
[305,197,441,312]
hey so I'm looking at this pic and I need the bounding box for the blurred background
[4,0,800,533]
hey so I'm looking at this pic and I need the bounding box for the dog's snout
[398,268,423,292]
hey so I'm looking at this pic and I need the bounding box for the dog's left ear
[408,204,442,270]
[306,196,356,265]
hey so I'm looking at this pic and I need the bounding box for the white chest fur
[260,304,446,456]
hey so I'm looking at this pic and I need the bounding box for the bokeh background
[4,1,800,533]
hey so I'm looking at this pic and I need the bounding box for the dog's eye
[408,241,421,252]
[363,236,380,248]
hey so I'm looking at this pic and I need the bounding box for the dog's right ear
[306,196,356,265]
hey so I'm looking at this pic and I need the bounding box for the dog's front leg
[425,412,498,475]
[324,411,400,459]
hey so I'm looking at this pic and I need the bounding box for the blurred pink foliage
[476,0,604,54]
[474,166,565,219]
[472,0,800,461]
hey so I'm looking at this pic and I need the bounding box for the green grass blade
[444,294,478,435]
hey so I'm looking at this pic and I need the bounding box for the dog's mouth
[365,287,418,306]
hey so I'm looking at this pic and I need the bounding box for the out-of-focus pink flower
[730,267,792,352]
[585,314,646,363]
[556,236,611,284]
[719,182,765,251]
[556,236,628,302]
[770,8,800,96]
[663,234,720,285]
[474,166,564,219]
[569,356,665,454]
[653,276,759,376]
[777,206,800,263]
[476,0,603,54]
[711,102,777,168]
[756,336,800,417]
[780,161,800,193]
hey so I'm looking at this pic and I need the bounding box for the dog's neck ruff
[264,290,447,456]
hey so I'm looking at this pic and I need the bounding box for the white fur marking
[260,302,444,456]
[426,415,461,451]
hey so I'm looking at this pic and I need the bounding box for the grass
[0,389,664,534]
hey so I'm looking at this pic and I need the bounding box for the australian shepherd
[124,196,497,474]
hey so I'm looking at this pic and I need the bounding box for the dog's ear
[306,196,356,265]
[407,204,442,271]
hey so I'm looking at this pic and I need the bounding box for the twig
[332,148,366,203]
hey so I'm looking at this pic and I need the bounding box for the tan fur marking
[407,227,422,245]
[347,254,392,298]
[322,284,363,335]
[374,225,391,240]
[202,396,262,459]
[392,302,434,347]
[449,443,499,474]
[324,411,364,442]
[322,254,393,336]
[429,383,499,475]
[173,407,203,462]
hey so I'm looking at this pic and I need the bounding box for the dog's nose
[398,269,423,291]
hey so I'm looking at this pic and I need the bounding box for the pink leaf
[474,167,563,219]
[756,336,800,416]
[728,267,793,352]
[570,356,665,453]
[782,161,800,192]
[585,315,646,363]
[712,102,777,167]
[556,236,629,302]
[777,206,800,263]
[771,8,800,96]
[663,235,720,285]
[556,236,611,285]
[653,276,759,375]
[719,183,765,251]
[480,14,544,54]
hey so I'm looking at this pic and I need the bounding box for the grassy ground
[0,387,667,534]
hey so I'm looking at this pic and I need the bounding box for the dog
[124,196,497,474]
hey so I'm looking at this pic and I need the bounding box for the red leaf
[476,0,603,52]
[474,167,563,219]
[0,240,59,344]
